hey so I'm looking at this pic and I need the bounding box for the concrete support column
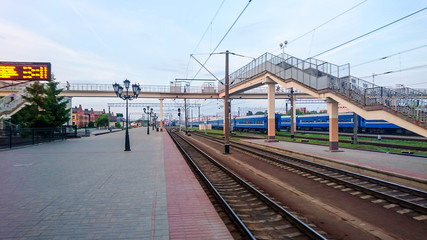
[265,78,278,142]
[159,99,164,131]
[64,97,73,126]
[328,99,339,151]
[290,89,296,137]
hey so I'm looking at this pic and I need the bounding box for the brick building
[72,105,106,128]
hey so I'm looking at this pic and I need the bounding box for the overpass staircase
[221,52,427,137]
[0,85,30,120]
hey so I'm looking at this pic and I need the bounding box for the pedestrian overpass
[218,52,427,148]
[0,81,313,124]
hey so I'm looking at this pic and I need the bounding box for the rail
[193,132,427,215]
[170,130,326,239]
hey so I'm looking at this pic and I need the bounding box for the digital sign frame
[0,62,51,81]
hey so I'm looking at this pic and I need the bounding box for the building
[72,105,89,127]
[109,115,125,128]
[72,105,107,128]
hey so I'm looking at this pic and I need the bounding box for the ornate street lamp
[143,106,153,135]
[112,79,140,151]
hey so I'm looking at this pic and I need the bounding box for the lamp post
[279,40,288,56]
[112,79,140,151]
[143,106,153,135]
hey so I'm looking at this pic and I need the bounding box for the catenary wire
[290,0,368,45]
[270,0,368,53]
[310,6,427,58]
[352,44,427,68]
[184,0,226,78]
[359,64,427,79]
[191,0,253,81]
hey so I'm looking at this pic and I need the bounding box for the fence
[0,125,77,150]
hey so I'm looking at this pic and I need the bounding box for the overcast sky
[1,0,427,119]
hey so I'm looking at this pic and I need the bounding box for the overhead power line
[289,0,368,44]
[192,0,253,80]
[310,6,427,58]
[352,44,427,68]
[360,64,427,79]
[191,0,226,54]
[270,0,368,53]
[185,0,226,79]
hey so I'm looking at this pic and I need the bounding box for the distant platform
[242,139,427,190]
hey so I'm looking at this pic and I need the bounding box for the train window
[318,119,320,122]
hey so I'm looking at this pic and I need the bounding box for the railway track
[296,130,427,142]
[206,131,426,152]
[168,130,327,240]
[274,133,427,152]
[193,131,427,217]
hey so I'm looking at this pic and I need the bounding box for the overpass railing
[219,52,427,123]
[57,83,219,94]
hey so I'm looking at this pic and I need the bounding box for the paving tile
[0,128,168,239]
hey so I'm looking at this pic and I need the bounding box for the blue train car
[207,119,223,129]
[280,112,407,134]
[233,114,281,133]
[279,115,291,130]
[295,112,360,132]
[188,120,201,128]
[361,119,402,134]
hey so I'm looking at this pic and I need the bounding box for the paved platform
[243,139,427,181]
[0,128,232,239]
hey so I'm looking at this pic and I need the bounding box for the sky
[1,0,427,120]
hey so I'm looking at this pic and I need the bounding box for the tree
[95,114,109,128]
[255,111,266,115]
[247,111,253,116]
[12,81,47,128]
[43,81,70,127]
[88,121,95,128]
[11,79,70,128]
[116,113,123,117]
[115,122,121,128]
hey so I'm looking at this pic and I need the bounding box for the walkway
[0,127,231,239]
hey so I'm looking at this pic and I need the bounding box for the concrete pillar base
[265,136,279,142]
[329,141,341,152]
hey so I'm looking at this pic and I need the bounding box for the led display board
[0,62,51,81]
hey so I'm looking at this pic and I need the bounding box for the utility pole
[353,112,358,144]
[198,106,201,128]
[290,88,295,138]
[184,98,188,135]
[224,50,230,154]
[190,106,193,128]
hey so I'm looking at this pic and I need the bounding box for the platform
[0,128,232,239]
[243,139,427,190]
